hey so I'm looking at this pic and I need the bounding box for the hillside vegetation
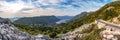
[14,1,120,38]
[14,16,60,25]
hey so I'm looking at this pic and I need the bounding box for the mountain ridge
[8,1,120,40]
[14,15,60,25]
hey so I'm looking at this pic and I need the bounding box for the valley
[0,0,120,40]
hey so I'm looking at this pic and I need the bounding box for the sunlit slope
[14,1,120,38]
[66,1,120,31]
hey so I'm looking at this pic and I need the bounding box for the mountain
[44,1,120,38]
[59,1,120,40]
[9,17,20,22]
[0,18,34,40]
[71,12,92,21]
[66,1,120,29]
[14,15,60,25]
[11,1,120,39]
[56,16,74,20]
[56,16,74,24]
[0,24,34,40]
[0,20,51,40]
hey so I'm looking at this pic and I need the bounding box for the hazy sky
[0,0,115,18]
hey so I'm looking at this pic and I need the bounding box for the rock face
[0,18,52,40]
[96,19,120,40]
[0,18,35,40]
[0,23,35,40]
[57,24,93,40]
[0,20,51,40]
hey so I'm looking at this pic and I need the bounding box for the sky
[0,0,116,18]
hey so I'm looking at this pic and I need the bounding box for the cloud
[0,0,115,18]
[0,0,34,12]
[9,8,70,18]
[0,0,35,18]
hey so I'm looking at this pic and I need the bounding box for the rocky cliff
[0,23,35,40]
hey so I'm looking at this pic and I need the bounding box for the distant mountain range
[3,13,89,25]
[10,15,74,25]
[2,12,89,26]
[56,16,74,24]
[70,12,93,21]
[56,16,74,20]
[9,17,20,22]
[14,16,60,25]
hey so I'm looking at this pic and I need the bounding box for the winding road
[96,19,120,29]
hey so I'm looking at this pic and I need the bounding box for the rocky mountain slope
[56,1,120,40]
[4,1,120,40]
[0,19,51,40]
[0,24,34,40]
